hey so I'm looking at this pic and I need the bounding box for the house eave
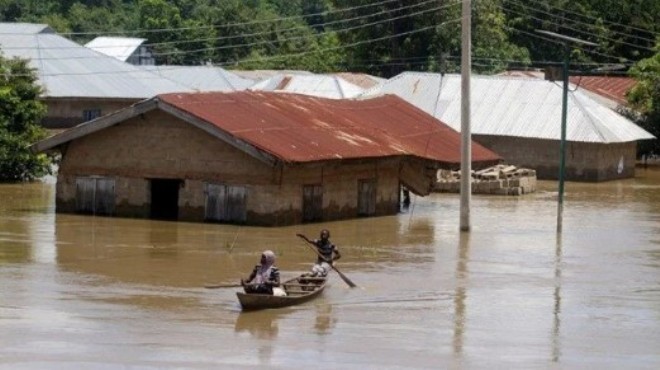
[31,99,158,153]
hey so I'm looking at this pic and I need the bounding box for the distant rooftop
[249,74,365,99]
[362,71,653,144]
[569,76,636,107]
[140,65,253,92]
[85,36,147,62]
[0,22,192,99]
[230,69,313,82]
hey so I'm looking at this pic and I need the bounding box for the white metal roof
[249,74,365,99]
[85,36,146,62]
[0,22,193,99]
[0,22,53,34]
[362,72,654,143]
[230,69,313,82]
[140,65,253,91]
[328,72,386,89]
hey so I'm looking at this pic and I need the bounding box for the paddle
[204,283,242,289]
[296,234,357,288]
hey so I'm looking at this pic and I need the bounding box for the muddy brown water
[1,170,659,369]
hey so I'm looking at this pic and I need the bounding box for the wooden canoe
[236,275,326,311]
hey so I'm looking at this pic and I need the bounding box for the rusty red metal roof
[158,91,500,165]
[569,76,636,105]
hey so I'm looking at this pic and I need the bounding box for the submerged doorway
[150,179,181,220]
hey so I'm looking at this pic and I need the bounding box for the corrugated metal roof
[0,22,53,34]
[229,69,313,82]
[569,76,636,106]
[157,91,500,164]
[0,22,193,99]
[498,70,545,79]
[85,36,146,62]
[139,65,253,91]
[329,72,386,88]
[249,74,365,99]
[362,72,654,143]
[35,91,501,166]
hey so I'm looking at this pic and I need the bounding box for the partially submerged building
[33,91,500,226]
[363,72,654,181]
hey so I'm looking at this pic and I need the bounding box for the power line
[505,0,656,45]
[60,0,404,36]
[4,2,457,62]
[1,0,440,51]
[1,1,647,77]
[507,26,628,63]
[517,0,660,38]
[213,20,462,69]
[500,2,655,53]
[152,3,455,58]
[25,19,462,77]
[142,0,440,49]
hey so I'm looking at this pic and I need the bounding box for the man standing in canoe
[297,229,341,277]
[241,250,280,295]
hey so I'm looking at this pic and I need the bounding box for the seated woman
[241,250,280,295]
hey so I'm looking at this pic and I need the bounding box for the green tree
[0,55,51,182]
[331,0,528,77]
[137,0,215,64]
[626,40,660,155]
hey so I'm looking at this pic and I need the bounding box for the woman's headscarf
[255,250,276,284]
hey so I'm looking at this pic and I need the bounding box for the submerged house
[33,91,500,226]
[363,72,655,181]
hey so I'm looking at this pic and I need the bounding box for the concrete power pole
[536,30,596,233]
[460,0,472,232]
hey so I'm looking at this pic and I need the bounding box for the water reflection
[0,182,55,264]
[148,221,180,258]
[234,310,286,364]
[51,208,438,290]
[314,304,337,334]
[453,231,470,356]
[552,235,563,362]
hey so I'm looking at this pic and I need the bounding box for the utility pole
[536,30,596,233]
[460,0,472,232]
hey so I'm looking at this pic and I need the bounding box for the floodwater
[1,170,659,369]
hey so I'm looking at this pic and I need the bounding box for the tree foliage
[0,55,51,182]
[1,0,656,76]
[625,40,660,154]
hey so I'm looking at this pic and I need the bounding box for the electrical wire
[60,0,405,36]
[500,1,655,53]
[517,0,660,38]
[2,2,457,62]
[0,1,650,78]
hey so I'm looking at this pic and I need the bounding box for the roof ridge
[569,89,612,143]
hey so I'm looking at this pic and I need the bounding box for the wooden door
[357,179,376,216]
[303,184,323,222]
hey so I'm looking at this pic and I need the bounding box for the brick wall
[42,98,140,128]
[473,135,638,181]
